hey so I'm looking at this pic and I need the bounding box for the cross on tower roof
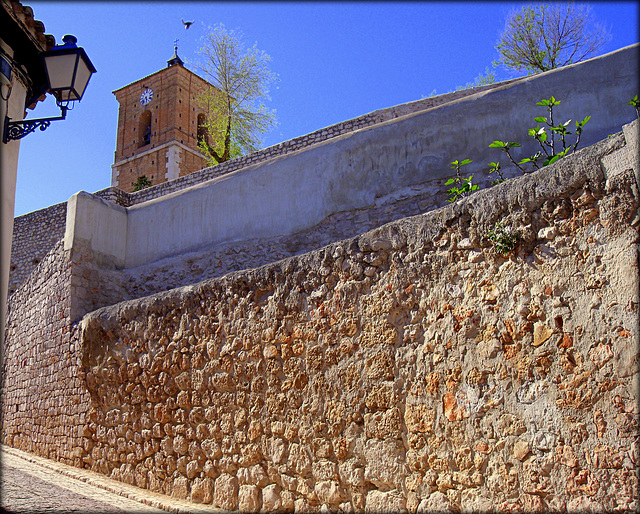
[167,39,183,67]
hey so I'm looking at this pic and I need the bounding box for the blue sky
[13,1,639,216]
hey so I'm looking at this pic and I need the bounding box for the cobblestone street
[0,446,220,513]
[1,448,164,512]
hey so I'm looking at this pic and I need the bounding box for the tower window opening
[197,113,209,146]
[139,110,152,148]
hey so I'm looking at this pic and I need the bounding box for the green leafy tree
[495,3,610,74]
[196,24,277,165]
[132,175,153,191]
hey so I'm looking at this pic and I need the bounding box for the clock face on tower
[140,88,154,106]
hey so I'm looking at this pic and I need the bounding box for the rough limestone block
[213,473,238,511]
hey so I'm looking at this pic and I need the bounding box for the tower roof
[112,55,213,96]
[167,44,183,67]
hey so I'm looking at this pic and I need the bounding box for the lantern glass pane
[72,57,93,100]
[44,53,78,95]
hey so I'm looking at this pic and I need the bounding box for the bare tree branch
[496,3,611,74]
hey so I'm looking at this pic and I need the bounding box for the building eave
[1,0,56,110]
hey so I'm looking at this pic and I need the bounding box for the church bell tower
[111,46,213,192]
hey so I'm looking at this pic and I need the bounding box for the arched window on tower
[139,110,152,148]
[197,113,209,147]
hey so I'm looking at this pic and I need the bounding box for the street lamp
[3,35,96,143]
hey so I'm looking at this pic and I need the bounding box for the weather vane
[174,38,179,51]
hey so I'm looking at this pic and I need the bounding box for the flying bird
[182,19,194,29]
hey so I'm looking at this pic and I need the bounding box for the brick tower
[111,46,212,192]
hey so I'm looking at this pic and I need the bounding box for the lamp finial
[61,35,77,47]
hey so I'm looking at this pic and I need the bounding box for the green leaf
[544,153,564,166]
[578,115,591,126]
[536,99,550,106]
[460,158,472,166]
[534,116,547,123]
[445,178,456,185]
[519,158,532,164]
[489,141,507,148]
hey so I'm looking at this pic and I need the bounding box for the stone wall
[72,177,455,320]
[1,240,92,465]
[2,45,638,512]
[8,201,66,296]
[4,124,634,511]
[8,188,129,295]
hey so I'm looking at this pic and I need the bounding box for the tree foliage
[132,175,153,191]
[445,159,479,203]
[196,24,277,165]
[489,96,591,175]
[629,95,639,119]
[447,95,593,202]
[456,67,496,91]
[495,3,611,74]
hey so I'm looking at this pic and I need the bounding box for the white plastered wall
[1,39,29,342]
[65,44,639,272]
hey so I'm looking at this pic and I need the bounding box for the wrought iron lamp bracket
[3,106,67,143]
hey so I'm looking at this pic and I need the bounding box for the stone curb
[1,445,224,513]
